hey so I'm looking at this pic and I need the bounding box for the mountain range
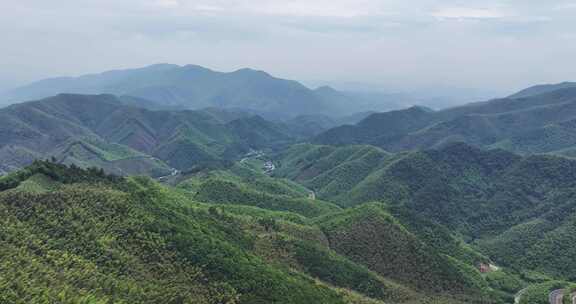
[314,85,576,157]
[276,141,576,292]
[2,64,407,118]
[0,93,299,176]
[1,65,576,304]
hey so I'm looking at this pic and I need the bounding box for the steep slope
[276,143,576,282]
[172,154,509,303]
[316,203,492,301]
[314,106,435,146]
[0,94,297,175]
[284,111,375,138]
[0,161,348,304]
[0,160,505,304]
[489,119,576,155]
[225,115,294,149]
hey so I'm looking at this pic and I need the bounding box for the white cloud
[147,0,390,18]
[559,33,576,40]
[1,0,576,91]
[251,0,385,18]
[554,1,576,9]
[152,0,181,8]
[431,7,511,19]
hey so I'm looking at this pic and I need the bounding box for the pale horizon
[1,0,575,95]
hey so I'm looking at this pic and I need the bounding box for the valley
[3,0,576,302]
[1,67,576,304]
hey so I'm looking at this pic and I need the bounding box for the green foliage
[258,217,279,232]
[312,86,576,156]
[194,179,340,217]
[518,281,568,304]
[0,165,361,304]
[0,159,121,191]
[316,203,492,298]
[278,142,576,283]
[289,239,416,303]
[0,93,302,177]
[485,270,525,294]
[179,162,309,199]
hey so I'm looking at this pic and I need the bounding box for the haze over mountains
[0,93,303,176]
[3,64,412,119]
[2,62,576,304]
[2,63,509,118]
[315,85,576,157]
[2,65,576,180]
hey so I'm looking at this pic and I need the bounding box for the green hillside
[0,161,354,303]
[5,85,576,303]
[1,159,518,303]
[313,87,576,156]
[316,204,490,297]
[276,142,576,286]
[0,94,299,175]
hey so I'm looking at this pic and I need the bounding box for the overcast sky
[1,0,575,93]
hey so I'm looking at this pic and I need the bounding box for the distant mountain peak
[231,68,272,78]
[4,63,385,118]
[181,64,215,72]
[509,81,576,99]
[144,63,181,70]
[408,105,435,113]
[315,85,339,93]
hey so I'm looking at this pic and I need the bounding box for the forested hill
[2,141,575,303]
[0,93,296,176]
[276,142,576,282]
[0,159,510,304]
[313,86,576,156]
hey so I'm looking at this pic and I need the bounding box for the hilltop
[276,142,576,283]
[314,86,576,156]
[5,64,398,118]
[0,93,296,176]
[0,159,510,304]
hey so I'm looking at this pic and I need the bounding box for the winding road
[157,168,180,181]
[514,287,528,304]
[549,289,564,304]
[548,289,576,304]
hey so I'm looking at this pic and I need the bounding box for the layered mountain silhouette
[0,93,296,176]
[4,64,393,118]
[277,141,576,282]
[314,86,576,156]
[4,76,576,303]
[508,81,576,99]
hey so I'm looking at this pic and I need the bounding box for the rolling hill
[4,71,576,304]
[275,142,576,284]
[313,87,576,156]
[5,64,381,118]
[0,159,512,304]
[0,93,298,176]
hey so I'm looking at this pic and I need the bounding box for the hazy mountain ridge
[2,70,576,303]
[0,93,299,176]
[5,64,400,118]
[508,82,576,99]
[314,87,576,155]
